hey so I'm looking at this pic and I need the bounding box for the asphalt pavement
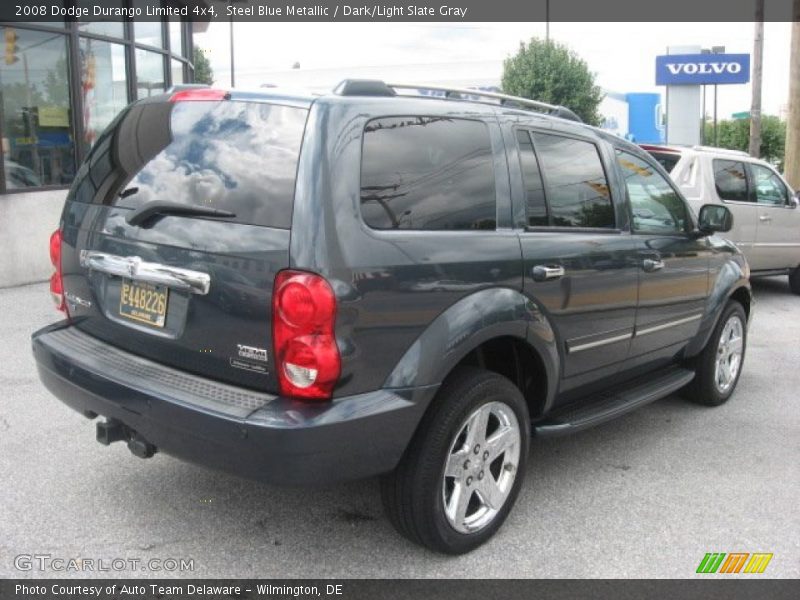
[0,278,798,578]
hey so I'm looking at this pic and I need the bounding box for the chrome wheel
[442,401,521,534]
[714,314,744,394]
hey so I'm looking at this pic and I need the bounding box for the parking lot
[0,278,798,578]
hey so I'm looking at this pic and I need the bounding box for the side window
[531,132,615,228]
[750,164,789,206]
[616,150,690,234]
[360,116,496,230]
[713,159,750,202]
[516,129,548,226]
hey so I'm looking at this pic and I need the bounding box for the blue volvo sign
[656,53,750,86]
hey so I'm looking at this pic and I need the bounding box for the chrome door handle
[79,250,211,295]
[532,265,565,281]
[642,258,665,272]
[759,215,772,222]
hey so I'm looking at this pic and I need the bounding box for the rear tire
[789,266,800,295]
[683,301,747,406]
[380,367,530,554]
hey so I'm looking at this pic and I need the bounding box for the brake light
[272,270,340,400]
[169,88,229,103]
[49,229,68,315]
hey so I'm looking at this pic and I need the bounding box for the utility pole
[785,0,800,189]
[748,0,764,157]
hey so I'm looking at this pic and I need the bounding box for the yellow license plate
[119,279,168,328]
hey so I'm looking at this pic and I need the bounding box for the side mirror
[697,204,733,235]
[791,191,800,208]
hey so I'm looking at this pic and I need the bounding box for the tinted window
[647,151,681,173]
[516,129,548,226]
[713,159,749,202]
[616,150,689,233]
[750,164,789,206]
[531,133,614,228]
[72,100,308,229]
[360,117,496,230]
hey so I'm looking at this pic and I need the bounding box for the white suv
[642,144,800,293]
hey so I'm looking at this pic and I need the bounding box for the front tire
[380,367,530,554]
[683,301,747,406]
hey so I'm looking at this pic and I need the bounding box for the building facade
[0,8,199,287]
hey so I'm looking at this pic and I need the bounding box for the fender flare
[384,287,560,408]
[685,258,751,358]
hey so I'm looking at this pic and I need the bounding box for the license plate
[119,279,168,328]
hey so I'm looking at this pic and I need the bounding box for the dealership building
[0,11,202,288]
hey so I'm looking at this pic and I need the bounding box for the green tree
[704,116,786,165]
[501,38,604,126]
[193,47,214,85]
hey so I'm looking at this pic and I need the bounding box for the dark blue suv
[32,81,751,554]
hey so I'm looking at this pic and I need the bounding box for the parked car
[641,144,800,293]
[33,81,751,554]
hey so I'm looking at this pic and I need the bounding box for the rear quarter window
[360,116,497,231]
[713,159,750,202]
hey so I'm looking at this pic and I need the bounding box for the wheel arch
[384,287,560,418]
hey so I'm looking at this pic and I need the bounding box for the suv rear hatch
[59,90,310,393]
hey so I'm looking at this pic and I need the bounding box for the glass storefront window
[134,1,165,48]
[135,49,166,98]
[171,59,185,85]
[80,38,128,149]
[76,1,125,38]
[169,20,184,57]
[0,26,74,188]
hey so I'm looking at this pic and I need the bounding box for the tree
[193,47,214,85]
[704,116,786,165]
[501,38,603,126]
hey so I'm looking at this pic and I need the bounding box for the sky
[194,21,793,121]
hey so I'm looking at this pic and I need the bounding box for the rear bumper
[32,322,437,485]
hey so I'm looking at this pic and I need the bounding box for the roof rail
[387,82,582,123]
[332,79,582,123]
[691,145,750,157]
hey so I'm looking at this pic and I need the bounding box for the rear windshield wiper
[126,201,236,228]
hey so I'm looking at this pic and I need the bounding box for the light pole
[711,45,726,146]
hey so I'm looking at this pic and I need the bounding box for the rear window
[647,151,681,173]
[70,100,308,229]
[360,116,497,231]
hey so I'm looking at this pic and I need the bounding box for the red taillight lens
[49,229,68,315]
[169,88,229,103]
[272,270,340,400]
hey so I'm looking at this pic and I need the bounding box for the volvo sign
[656,53,750,86]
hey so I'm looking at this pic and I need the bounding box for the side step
[533,366,695,437]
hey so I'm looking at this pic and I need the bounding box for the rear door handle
[759,214,772,222]
[532,265,565,281]
[642,259,665,273]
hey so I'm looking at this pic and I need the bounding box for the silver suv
[642,144,800,293]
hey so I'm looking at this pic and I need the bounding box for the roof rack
[332,79,582,123]
[691,145,750,157]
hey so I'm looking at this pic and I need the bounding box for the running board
[533,367,695,437]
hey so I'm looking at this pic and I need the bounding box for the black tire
[682,301,747,406]
[380,367,530,554]
[789,267,800,295]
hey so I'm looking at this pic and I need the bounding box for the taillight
[49,229,68,315]
[272,270,340,400]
